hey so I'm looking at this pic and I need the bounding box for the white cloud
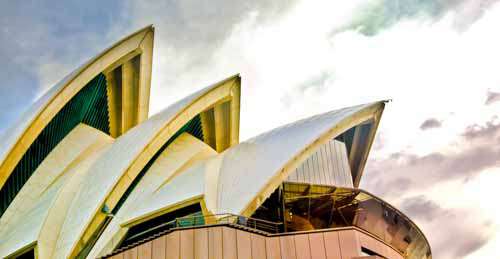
[144,0,372,139]
[144,0,500,152]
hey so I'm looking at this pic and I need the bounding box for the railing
[172,213,282,233]
[126,213,282,243]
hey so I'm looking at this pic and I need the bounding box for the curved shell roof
[99,101,384,228]
[0,124,114,258]
[0,62,86,166]
[0,70,383,258]
[0,25,154,190]
[87,133,216,258]
[53,74,240,258]
[213,101,385,216]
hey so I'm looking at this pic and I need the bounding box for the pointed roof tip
[212,73,241,87]
[146,24,155,32]
[138,24,154,31]
[215,101,386,215]
[0,22,158,193]
[365,99,389,105]
[227,73,241,79]
[124,25,155,42]
[363,99,389,109]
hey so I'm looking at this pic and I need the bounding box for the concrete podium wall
[107,226,403,259]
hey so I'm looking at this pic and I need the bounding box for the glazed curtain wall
[283,183,431,259]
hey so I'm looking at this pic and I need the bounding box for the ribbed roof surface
[87,133,216,258]
[0,65,85,168]
[52,75,239,255]
[99,101,384,220]
[0,25,153,166]
[214,101,384,215]
[86,101,384,257]
[0,25,154,216]
[52,79,225,258]
[0,124,113,258]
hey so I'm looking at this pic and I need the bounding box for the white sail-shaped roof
[0,25,154,190]
[52,74,240,258]
[105,101,384,225]
[0,124,113,258]
[213,101,385,216]
[87,133,216,258]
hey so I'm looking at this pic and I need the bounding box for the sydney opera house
[0,26,431,259]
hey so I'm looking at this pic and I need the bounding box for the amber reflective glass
[283,182,431,259]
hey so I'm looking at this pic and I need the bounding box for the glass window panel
[280,183,431,259]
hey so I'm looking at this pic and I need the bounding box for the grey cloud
[364,117,500,197]
[115,0,302,111]
[420,118,442,130]
[0,1,128,134]
[445,146,499,180]
[462,118,500,140]
[407,152,446,166]
[0,0,299,134]
[337,0,442,36]
[485,90,500,105]
[454,234,490,258]
[436,219,491,258]
[297,72,331,93]
[365,141,499,197]
[400,196,491,258]
[401,195,443,221]
[372,133,385,151]
[367,175,413,198]
[336,0,500,36]
[280,72,334,108]
[125,0,298,66]
[362,117,500,258]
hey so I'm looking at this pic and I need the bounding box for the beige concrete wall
[107,227,403,259]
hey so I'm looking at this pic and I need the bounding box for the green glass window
[0,73,110,217]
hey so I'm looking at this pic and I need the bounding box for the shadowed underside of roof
[111,115,204,215]
[0,74,110,217]
[0,25,154,220]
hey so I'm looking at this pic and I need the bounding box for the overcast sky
[1,1,500,258]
